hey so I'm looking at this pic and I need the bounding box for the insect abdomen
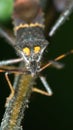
[1,74,35,130]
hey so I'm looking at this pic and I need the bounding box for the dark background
[0,1,73,130]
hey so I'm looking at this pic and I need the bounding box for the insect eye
[34,46,41,54]
[23,47,30,56]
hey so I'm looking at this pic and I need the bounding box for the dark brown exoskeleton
[0,0,73,130]
[13,0,49,75]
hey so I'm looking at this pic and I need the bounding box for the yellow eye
[34,46,41,54]
[23,47,30,56]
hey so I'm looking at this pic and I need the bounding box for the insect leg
[39,76,53,96]
[5,72,15,107]
[39,50,73,72]
[32,76,53,96]
[0,65,29,74]
[49,2,73,36]
[0,28,15,46]
[0,66,29,106]
[32,87,52,96]
[0,58,23,66]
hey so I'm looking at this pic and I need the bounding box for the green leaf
[0,0,13,21]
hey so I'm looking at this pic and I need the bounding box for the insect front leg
[0,58,23,66]
[0,65,27,107]
[5,72,15,107]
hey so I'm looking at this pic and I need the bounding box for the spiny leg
[39,50,73,72]
[5,72,15,107]
[49,2,73,36]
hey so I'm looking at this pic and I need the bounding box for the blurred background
[0,0,73,129]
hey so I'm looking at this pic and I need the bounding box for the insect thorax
[15,25,48,74]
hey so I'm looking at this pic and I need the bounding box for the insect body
[0,1,51,130]
[0,0,73,130]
